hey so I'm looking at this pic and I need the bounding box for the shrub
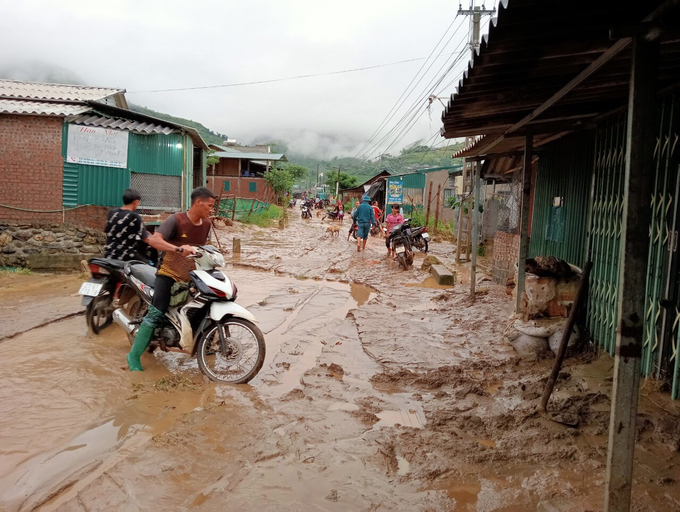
[240,205,283,227]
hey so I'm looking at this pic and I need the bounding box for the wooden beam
[470,163,481,298]
[516,132,533,314]
[604,35,659,512]
[482,38,631,155]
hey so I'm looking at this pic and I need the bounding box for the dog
[316,210,323,218]
[326,225,341,237]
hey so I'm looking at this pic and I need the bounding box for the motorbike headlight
[211,252,225,268]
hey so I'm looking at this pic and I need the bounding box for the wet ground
[1,210,680,511]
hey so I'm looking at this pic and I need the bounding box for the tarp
[364,180,384,201]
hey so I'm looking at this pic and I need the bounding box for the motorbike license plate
[79,281,103,297]
[422,233,430,239]
[395,246,406,254]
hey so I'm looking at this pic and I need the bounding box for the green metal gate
[587,114,626,356]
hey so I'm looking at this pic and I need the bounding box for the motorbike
[323,209,340,221]
[80,246,266,384]
[301,205,312,219]
[387,219,416,270]
[410,225,430,253]
[288,199,296,208]
[80,257,129,334]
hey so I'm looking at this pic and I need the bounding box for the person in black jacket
[104,188,150,261]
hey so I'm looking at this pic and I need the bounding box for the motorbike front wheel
[196,317,266,384]
[86,293,113,334]
[397,252,408,270]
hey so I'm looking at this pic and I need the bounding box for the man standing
[352,196,375,253]
[127,187,217,371]
[104,189,149,261]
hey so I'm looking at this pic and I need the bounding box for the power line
[355,16,468,162]
[128,53,459,94]
[352,14,464,160]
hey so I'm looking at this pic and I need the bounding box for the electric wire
[356,20,469,162]
[351,14,464,160]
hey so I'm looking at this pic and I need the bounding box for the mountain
[128,104,229,146]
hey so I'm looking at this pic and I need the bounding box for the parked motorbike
[80,246,266,384]
[410,225,430,253]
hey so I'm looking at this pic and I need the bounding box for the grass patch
[0,267,31,276]
[240,205,283,228]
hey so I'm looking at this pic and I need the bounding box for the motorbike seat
[128,263,157,287]
[89,257,126,270]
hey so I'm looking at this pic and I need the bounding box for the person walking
[352,196,375,253]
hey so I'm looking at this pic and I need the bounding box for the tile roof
[0,79,124,102]
[0,99,92,116]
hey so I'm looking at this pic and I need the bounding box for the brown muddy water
[1,210,679,511]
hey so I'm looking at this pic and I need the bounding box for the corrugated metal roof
[65,113,178,136]
[0,99,91,116]
[441,0,678,145]
[209,144,242,153]
[0,79,123,102]
[215,152,288,162]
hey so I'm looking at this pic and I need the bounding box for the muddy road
[1,210,679,511]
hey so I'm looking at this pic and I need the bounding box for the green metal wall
[127,132,185,176]
[529,130,594,268]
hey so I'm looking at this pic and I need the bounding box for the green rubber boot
[126,305,164,371]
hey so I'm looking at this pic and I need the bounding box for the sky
[0,0,494,159]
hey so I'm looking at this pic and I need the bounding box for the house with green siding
[0,79,208,230]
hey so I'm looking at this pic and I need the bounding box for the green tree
[206,150,220,167]
[325,172,357,191]
[282,164,309,181]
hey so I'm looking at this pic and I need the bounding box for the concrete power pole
[456,1,495,295]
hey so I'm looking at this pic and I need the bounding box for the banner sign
[67,125,129,168]
[387,179,404,204]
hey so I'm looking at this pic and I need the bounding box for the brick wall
[492,231,520,284]
[0,115,64,223]
[207,176,276,203]
[63,205,110,230]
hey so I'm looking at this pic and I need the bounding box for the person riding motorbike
[104,188,151,262]
[126,187,217,371]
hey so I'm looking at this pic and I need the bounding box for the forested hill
[128,104,229,146]
[266,141,466,185]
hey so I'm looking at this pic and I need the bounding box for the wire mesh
[130,172,182,211]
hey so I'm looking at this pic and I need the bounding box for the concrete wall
[0,115,63,224]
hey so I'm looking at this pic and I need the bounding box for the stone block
[431,264,455,286]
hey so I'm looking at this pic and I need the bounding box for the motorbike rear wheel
[86,293,113,334]
[124,295,148,345]
[415,237,429,253]
[196,317,266,384]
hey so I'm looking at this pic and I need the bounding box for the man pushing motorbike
[127,187,217,371]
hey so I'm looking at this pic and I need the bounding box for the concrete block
[431,264,455,286]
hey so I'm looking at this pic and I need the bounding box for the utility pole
[457,2,496,60]
[456,1,495,265]
[336,165,341,200]
[316,163,320,187]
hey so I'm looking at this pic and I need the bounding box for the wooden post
[516,131,533,314]
[605,36,658,512]
[425,181,433,226]
[231,197,237,220]
[247,199,256,218]
[470,163,481,297]
[233,238,241,254]
[434,184,442,231]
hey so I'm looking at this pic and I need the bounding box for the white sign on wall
[66,124,129,168]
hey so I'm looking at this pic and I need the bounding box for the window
[223,180,230,192]
[249,181,257,192]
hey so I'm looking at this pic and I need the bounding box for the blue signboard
[387,179,404,204]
